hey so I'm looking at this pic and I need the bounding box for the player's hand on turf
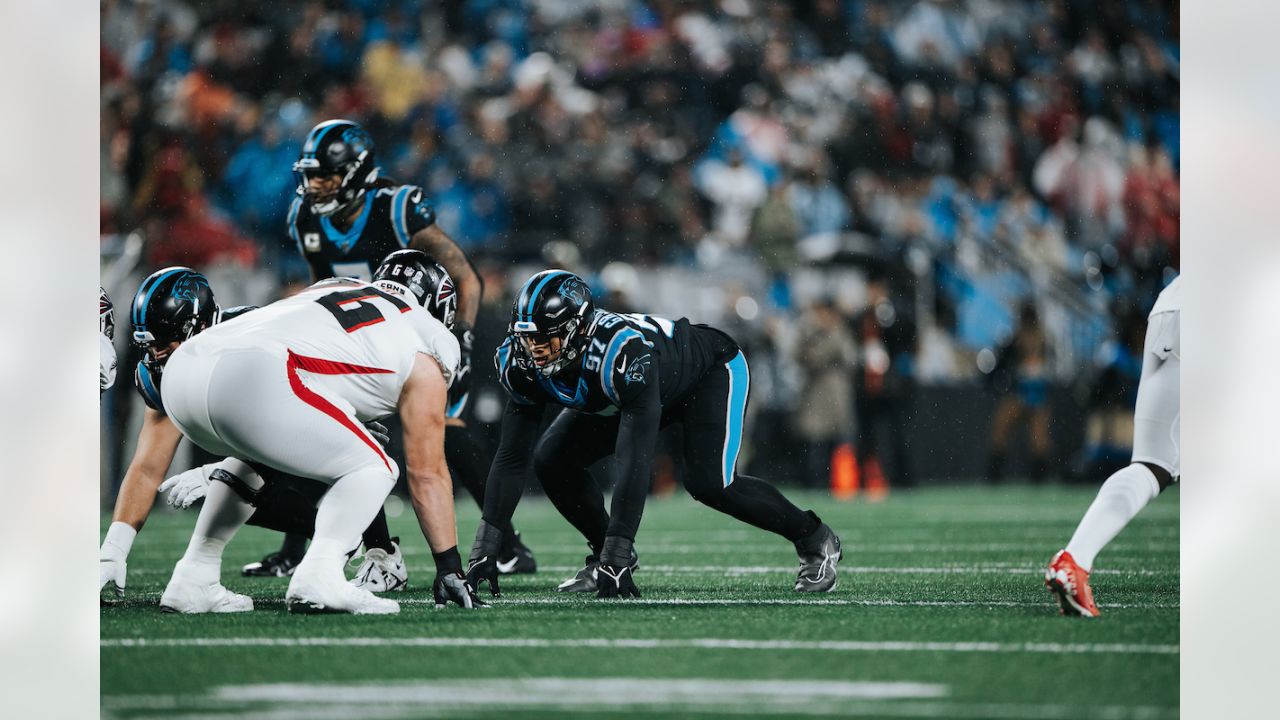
[363,420,391,449]
[465,553,501,598]
[433,571,487,609]
[99,550,126,601]
[158,464,216,509]
[596,536,640,598]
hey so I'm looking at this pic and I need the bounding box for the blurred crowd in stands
[101,0,1179,489]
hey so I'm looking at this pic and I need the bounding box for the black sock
[279,532,307,559]
[697,475,818,543]
[361,507,394,552]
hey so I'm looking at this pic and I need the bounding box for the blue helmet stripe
[600,327,643,405]
[522,270,570,322]
[133,268,186,330]
[302,120,346,157]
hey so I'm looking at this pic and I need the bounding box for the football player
[244,119,535,585]
[100,287,117,394]
[156,251,481,614]
[1046,276,1180,617]
[466,271,843,598]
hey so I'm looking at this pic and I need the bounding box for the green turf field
[101,486,1178,719]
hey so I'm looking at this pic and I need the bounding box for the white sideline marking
[101,636,1178,655]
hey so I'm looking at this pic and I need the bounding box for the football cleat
[794,518,843,592]
[287,562,399,615]
[242,550,302,578]
[159,563,253,614]
[1045,549,1100,618]
[496,531,538,575]
[349,539,409,592]
[556,548,639,593]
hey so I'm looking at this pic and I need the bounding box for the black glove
[363,420,391,449]
[432,546,486,608]
[450,323,474,407]
[596,536,641,599]
[466,520,504,597]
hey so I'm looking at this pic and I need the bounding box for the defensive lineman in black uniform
[245,119,535,583]
[466,270,843,598]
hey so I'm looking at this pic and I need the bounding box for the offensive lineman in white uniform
[158,250,479,614]
[1046,275,1180,617]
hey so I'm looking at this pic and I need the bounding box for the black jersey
[288,184,436,281]
[494,310,738,415]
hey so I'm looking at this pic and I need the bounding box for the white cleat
[159,566,253,614]
[349,540,408,593]
[288,564,399,615]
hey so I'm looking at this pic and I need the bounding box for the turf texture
[101,485,1178,719]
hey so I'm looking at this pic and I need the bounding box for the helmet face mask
[510,270,594,377]
[293,120,378,217]
[100,286,115,341]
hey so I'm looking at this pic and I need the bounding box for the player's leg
[242,532,308,578]
[446,425,537,574]
[533,409,630,591]
[159,478,258,613]
[173,350,401,613]
[680,351,842,592]
[1049,311,1180,617]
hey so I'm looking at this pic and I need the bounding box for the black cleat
[794,518,842,593]
[496,531,538,575]
[242,551,302,578]
[556,548,639,593]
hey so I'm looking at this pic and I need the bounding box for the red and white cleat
[1045,550,1100,618]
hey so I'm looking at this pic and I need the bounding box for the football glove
[466,520,504,597]
[364,420,391,449]
[596,536,641,598]
[158,463,219,509]
[99,547,127,603]
[433,572,487,609]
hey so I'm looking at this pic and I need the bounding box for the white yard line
[101,636,1178,655]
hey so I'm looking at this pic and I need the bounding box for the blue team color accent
[286,197,303,250]
[721,351,750,488]
[496,339,535,405]
[319,191,375,253]
[521,270,569,321]
[537,372,590,408]
[445,392,468,419]
[137,363,163,413]
[391,186,412,247]
[600,327,647,405]
[303,120,344,156]
[133,268,185,329]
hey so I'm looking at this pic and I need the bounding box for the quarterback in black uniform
[245,119,536,585]
[466,270,843,598]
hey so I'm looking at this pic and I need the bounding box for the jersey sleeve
[391,185,437,247]
[494,337,541,406]
[600,332,657,407]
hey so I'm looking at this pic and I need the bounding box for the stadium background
[99,0,1179,501]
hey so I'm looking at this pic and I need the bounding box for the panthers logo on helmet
[558,281,587,306]
[171,275,206,303]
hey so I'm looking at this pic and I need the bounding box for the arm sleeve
[396,186,437,246]
[480,399,544,532]
[604,352,663,541]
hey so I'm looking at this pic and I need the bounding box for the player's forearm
[605,409,661,541]
[110,468,164,531]
[407,465,458,553]
[411,225,482,325]
[480,407,541,527]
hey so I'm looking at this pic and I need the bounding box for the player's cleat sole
[242,551,302,578]
[1045,550,1100,618]
[794,517,843,593]
[496,532,537,575]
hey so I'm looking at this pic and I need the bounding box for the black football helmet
[373,249,457,330]
[100,286,115,340]
[130,267,218,372]
[510,270,595,376]
[293,119,379,217]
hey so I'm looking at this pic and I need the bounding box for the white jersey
[176,278,459,421]
[1149,276,1181,316]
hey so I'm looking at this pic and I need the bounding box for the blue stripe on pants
[721,351,750,487]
